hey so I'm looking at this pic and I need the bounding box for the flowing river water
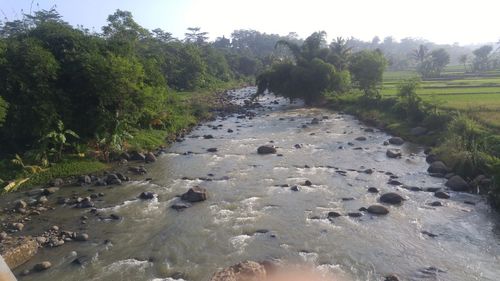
[10,87,500,280]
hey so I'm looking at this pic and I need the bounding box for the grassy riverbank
[0,80,246,192]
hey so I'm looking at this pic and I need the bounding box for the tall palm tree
[328,37,352,71]
[274,31,327,65]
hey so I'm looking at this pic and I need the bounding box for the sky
[1,0,499,45]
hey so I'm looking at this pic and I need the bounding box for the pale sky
[1,0,499,45]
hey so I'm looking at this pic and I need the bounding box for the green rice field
[382,67,500,128]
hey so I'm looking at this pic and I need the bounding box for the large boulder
[434,191,450,199]
[77,175,91,185]
[145,152,157,163]
[445,175,470,192]
[210,261,266,281]
[33,261,52,271]
[181,187,207,202]
[380,192,404,205]
[139,191,157,200]
[427,161,450,175]
[257,145,276,154]
[388,137,404,145]
[386,149,402,158]
[1,236,38,269]
[130,151,146,161]
[367,205,389,215]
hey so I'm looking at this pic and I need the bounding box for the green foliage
[327,37,352,71]
[434,114,489,177]
[0,37,60,152]
[416,48,450,77]
[0,96,7,127]
[40,120,79,162]
[128,129,169,151]
[472,45,493,72]
[256,32,350,104]
[394,78,424,123]
[26,159,108,187]
[349,50,387,97]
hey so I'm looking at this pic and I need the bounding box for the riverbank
[0,80,248,193]
[325,91,500,209]
[0,83,250,275]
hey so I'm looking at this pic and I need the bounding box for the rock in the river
[42,187,59,196]
[106,174,122,185]
[427,161,450,175]
[14,200,27,210]
[445,175,470,191]
[367,187,379,193]
[75,197,94,208]
[209,260,266,281]
[434,191,450,199]
[426,154,438,164]
[207,148,218,152]
[386,149,402,158]
[38,196,48,204]
[348,212,362,217]
[203,134,214,139]
[355,136,367,141]
[257,145,276,154]
[171,202,192,210]
[145,152,157,163]
[290,185,300,192]
[10,223,24,231]
[129,166,147,175]
[380,193,404,205]
[310,118,320,125]
[304,180,312,186]
[50,178,64,187]
[429,201,443,207]
[130,151,146,161]
[385,274,400,281]
[78,175,91,185]
[181,186,207,202]
[74,233,89,241]
[367,205,389,215]
[139,191,157,200]
[388,137,404,145]
[120,152,131,160]
[1,236,38,269]
[72,256,91,267]
[327,211,342,218]
[33,261,52,271]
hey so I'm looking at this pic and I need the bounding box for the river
[12,87,500,280]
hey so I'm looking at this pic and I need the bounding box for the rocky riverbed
[1,87,500,281]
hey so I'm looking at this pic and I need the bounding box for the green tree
[349,50,387,97]
[472,45,492,71]
[256,32,348,104]
[328,37,352,71]
[184,27,208,45]
[0,37,60,152]
[395,78,424,122]
[411,44,428,64]
[416,48,450,77]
